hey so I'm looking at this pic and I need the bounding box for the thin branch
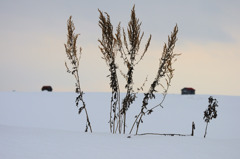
[136,133,191,136]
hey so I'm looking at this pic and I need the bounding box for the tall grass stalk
[130,25,179,134]
[64,16,92,133]
[98,10,121,133]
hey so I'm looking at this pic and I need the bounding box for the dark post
[191,122,195,136]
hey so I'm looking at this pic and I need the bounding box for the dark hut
[41,86,53,92]
[181,87,195,95]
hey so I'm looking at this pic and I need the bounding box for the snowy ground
[0,92,240,159]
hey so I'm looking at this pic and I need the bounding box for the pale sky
[0,0,239,96]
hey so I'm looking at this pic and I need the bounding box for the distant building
[181,87,195,95]
[41,86,53,92]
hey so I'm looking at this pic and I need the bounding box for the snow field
[0,92,240,159]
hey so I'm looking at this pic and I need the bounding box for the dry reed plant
[130,25,179,134]
[115,5,152,134]
[64,16,92,133]
[98,10,121,133]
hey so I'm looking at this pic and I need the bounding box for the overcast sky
[0,0,239,96]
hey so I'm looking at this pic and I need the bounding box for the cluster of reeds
[203,96,218,138]
[98,6,179,134]
[64,16,92,133]
[64,5,179,134]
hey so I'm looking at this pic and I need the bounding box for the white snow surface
[0,92,240,159]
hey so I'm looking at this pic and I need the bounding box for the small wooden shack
[181,87,195,95]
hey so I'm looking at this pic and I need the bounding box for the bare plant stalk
[64,16,92,133]
[130,25,179,135]
[115,5,151,134]
[98,10,121,134]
